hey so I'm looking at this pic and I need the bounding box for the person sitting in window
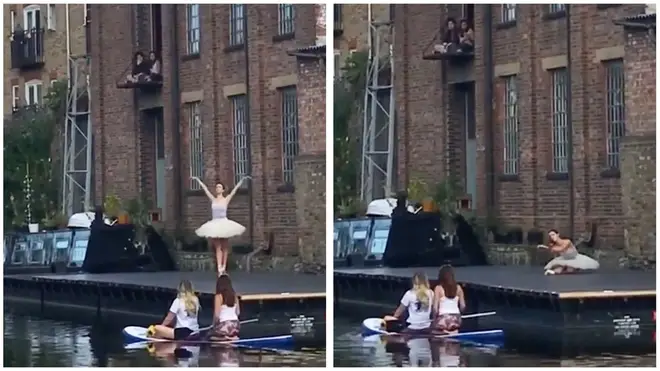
[148,51,163,82]
[126,51,150,83]
[435,18,459,54]
[457,19,474,53]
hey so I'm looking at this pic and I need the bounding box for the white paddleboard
[361,318,504,342]
[122,326,294,348]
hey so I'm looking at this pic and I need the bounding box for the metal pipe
[243,5,255,245]
[483,4,495,214]
[170,5,183,225]
[566,5,575,238]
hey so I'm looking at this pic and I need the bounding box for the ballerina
[192,176,250,276]
[538,229,600,275]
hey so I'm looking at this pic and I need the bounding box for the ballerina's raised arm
[192,177,215,202]
[226,176,252,204]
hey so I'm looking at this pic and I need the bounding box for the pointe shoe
[544,269,556,275]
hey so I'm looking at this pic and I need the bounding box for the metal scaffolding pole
[62,55,92,215]
[360,8,395,203]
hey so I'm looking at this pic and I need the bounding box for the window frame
[23,5,41,30]
[548,4,566,14]
[502,75,519,176]
[186,4,200,55]
[550,68,569,174]
[604,59,625,170]
[187,101,204,190]
[25,79,43,106]
[501,4,516,23]
[10,10,16,31]
[229,4,245,47]
[230,94,249,188]
[47,4,56,30]
[12,85,20,109]
[280,86,298,184]
[277,4,295,36]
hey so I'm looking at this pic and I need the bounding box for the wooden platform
[334,266,656,299]
[9,271,326,301]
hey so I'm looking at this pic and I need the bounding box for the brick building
[3,4,88,114]
[89,4,326,262]
[392,4,655,264]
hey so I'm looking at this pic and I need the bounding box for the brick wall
[394,4,650,249]
[91,4,325,257]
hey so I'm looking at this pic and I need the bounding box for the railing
[116,53,163,90]
[10,28,45,69]
[422,27,476,62]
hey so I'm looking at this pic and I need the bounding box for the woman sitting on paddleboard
[209,274,241,341]
[148,280,200,340]
[432,265,465,334]
[538,229,600,275]
[384,272,434,334]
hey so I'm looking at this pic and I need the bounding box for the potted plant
[124,196,153,247]
[407,178,429,209]
[103,194,124,223]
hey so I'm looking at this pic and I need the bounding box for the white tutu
[195,218,246,239]
[544,252,600,271]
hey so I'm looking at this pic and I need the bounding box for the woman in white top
[432,265,466,334]
[209,274,241,340]
[384,272,434,334]
[148,280,200,340]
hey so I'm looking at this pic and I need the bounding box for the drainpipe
[483,5,495,215]
[243,6,255,245]
[170,5,183,226]
[566,5,575,238]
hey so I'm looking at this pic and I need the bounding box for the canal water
[3,304,325,367]
[333,317,656,367]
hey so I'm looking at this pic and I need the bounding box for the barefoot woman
[538,229,600,275]
[192,176,250,275]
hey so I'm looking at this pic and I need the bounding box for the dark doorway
[151,5,162,52]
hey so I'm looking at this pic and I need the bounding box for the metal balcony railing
[10,28,45,69]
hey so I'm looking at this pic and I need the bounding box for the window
[25,80,43,106]
[10,10,16,30]
[11,85,19,109]
[187,102,203,189]
[23,5,41,30]
[186,4,200,55]
[501,4,516,22]
[550,69,568,174]
[231,95,249,187]
[548,4,565,13]
[605,59,625,169]
[334,50,341,80]
[334,4,342,29]
[503,76,519,175]
[47,4,56,30]
[229,4,245,46]
[277,4,295,36]
[280,87,298,184]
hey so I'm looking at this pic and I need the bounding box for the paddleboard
[361,318,504,346]
[122,326,294,348]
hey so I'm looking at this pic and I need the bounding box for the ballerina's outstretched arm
[192,177,215,202]
[226,176,251,204]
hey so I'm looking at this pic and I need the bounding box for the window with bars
[277,4,295,36]
[334,4,343,30]
[229,4,245,46]
[501,4,516,22]
[188,102,204,189]
[231,95,249,187]
[503,76,519,175]
[550,68,568,174]
[280,87,299,184]
[605,59,625,169]
[549,4,566,13]
[186,4,200,55]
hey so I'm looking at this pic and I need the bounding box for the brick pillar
[620,24,656,267]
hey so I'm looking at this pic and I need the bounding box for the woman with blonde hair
[148,280,201,340]
[192,176,251,276]
[384,272,434,334]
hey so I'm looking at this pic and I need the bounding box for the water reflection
[334,318,655,367]
[3,306,324,367]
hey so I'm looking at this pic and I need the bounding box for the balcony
[10,28,45,70]
[422,24,475,65]
[116,51,164,110]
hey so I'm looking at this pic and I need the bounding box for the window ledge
[498,174,520,182]
[182,53,200,62]
[495,20,517,30]
[600,168,621,179]
[272,33,295,43]
[546,172,569,181]
[543,10,566,21]
[276,183,295,193]
[224,44,244,53]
